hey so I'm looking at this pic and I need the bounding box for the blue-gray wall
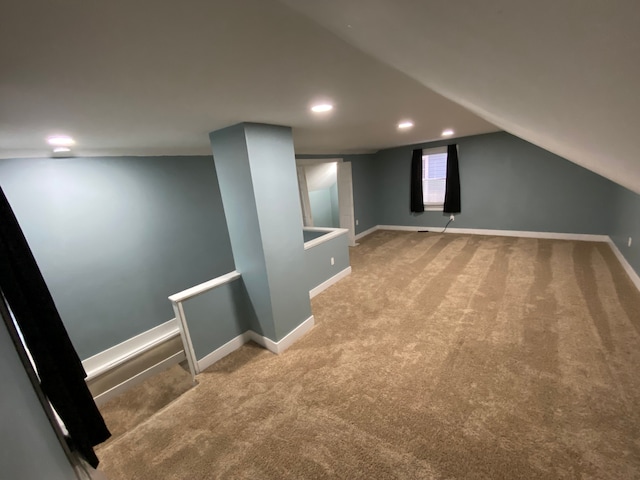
[209,125,274,338]
[2,130,637,362]
[181,279,256,361]
[245,124,312,340]
[304,233,350,293]
[610,185,640,276]
[309,188,336,227]
[1,320,77,480]
[0,156,235,359]
[303,230,327,242]
[297,154,378,235]
[211,123,312,342]
[373,132,616,234]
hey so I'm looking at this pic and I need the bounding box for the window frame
[422,146,448,211]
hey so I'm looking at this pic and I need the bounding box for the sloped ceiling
[280,0,640,194]
[304,162,338,191]
[0,0,496,160]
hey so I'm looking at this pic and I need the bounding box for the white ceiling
[4,1,638,195]
[0,0,496,160]
[280,0,640,194]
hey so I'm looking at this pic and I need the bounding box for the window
[422,147,448,210]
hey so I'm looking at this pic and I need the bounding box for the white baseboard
[196,332,251,373]
[376,225,609,242]
[246,330,277,353]
[93,350,187,407]
[83,318,180,381]
[355,225,379,241]
[247,315,315,354]
[309,266,352,299]
[90,316,316,399]
[607,238,640,292]
[376,225,423,233]
[194,315,315,374]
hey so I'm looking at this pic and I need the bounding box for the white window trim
[422,146,448,210]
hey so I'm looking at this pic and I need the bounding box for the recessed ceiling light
[398,121,414,129]
[311,104,333,113]
[441,129,454,137]
[53,147,71,153]
[47,135,75,146]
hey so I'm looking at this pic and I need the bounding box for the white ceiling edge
[280,0,640,195]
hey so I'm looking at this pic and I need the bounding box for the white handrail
[303,228,349,250]
[168,271,241,303]
[168,270,242,378]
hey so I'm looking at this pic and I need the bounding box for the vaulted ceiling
[0,0,495,159]
[2,0,639,193]
[281,0,640,194]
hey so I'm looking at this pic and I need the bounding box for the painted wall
[374,132,616,234]
[0,156,235,359]
[211,123,312,342]
[296,154,378,235]
[309,188,336,227]
[0,319,77,480]
[246,124,312,340]
[303,230,327,242]
[304,232,350,293]
[610,185,640,276]
[181,279,256,361]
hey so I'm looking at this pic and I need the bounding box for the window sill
[423,205,444,212]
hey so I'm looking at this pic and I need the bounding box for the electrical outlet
[450,214,455,221]
[330,257,335,266]
[629,237,633,247]
[356,219,359,226]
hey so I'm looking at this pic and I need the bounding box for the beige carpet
[96,363,194,447]
[97,232,640,479]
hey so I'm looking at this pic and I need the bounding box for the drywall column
[209,123,312,342]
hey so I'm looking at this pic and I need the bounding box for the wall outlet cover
[629,237,633,247]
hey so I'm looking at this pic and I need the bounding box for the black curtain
[0,186,110,467]
[410,148,425,213]
[443,144,461,214]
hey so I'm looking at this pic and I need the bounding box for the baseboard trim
[310,266,352,299]
[83,319,180,381]
[196,332,251,373]
[355,225,379,241]
[607,237,640,292]
[247,315,315,354]
[194,315,315,374]
[376,225,609,242]
[246,330,277,353]
[92,350,186,407]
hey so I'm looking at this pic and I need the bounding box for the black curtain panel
[410,148,425,213]
[0,186,110,468]
[443,144,461,214]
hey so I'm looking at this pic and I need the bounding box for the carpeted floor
[97,231,640,479]
[96,364,195,447]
